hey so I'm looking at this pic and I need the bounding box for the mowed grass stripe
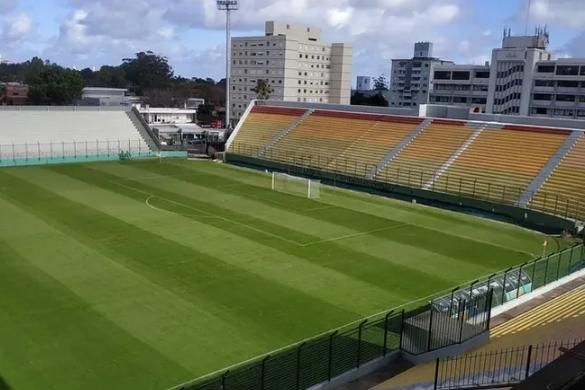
[0,241,191,390]
[30,165,407,315]
[122,161,533,271]
[50,164,456,297]
[91,162,384,243]
[0,171,361,349]
[0,195,271,378]
[169,160,549,254]
[161,160,545,253]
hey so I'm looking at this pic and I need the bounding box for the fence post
[357,319,368,368]
[327,331,338,381]
[261,355,270,390]
[458,300,466,343]
[221,370,230,390]
[501,268,512,304]
[486,290,494,331]
[296,342,305,390]
[383,311,393,356]
[556,251,563,280]
[433,358,440,390]
[524,345,533,379]
[399,309,405,350]
[427,307,434,352]
[449,287,458,317]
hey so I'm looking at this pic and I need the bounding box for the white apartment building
[528,58,585,119]
[230,21,352,121]
[389,42,452,108]
[356,76,372,91]
[430,64,490,112]
[485,29,553,116]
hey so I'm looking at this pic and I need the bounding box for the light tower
[217,0,239,129]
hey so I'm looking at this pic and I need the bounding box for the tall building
[356,76,372,91]
[388,42,452,108]
[486,28,552,116]
[230,21,352,122]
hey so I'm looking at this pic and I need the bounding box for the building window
[452,71,470,80]
[537,65,555,73]
[556,66,579,76]
[556,94,576,102]
[434,71,451,80]
[557,80,579,88]
[475,71,490,78]
[533,94,552,101]
[535,79,555,87]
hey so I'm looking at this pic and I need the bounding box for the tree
[251,79,274,100]
[351,91,388,107]
[94,66,127,88]
[121,51,174,92]
[373,75,389,91]
[27,65,84,105]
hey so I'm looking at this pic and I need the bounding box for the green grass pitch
[0,159,563,390]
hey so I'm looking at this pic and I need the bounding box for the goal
[271,172,321,199]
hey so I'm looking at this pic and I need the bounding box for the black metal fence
[434,339,583,389]
[228,142,585,222]
[177,293,493,390]
[183,311,404,390]
[402,292,493,355]
[434,244,585,314]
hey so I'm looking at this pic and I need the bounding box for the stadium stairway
[422,122,501,190]
[517,130,584,208]
[368,118,432,179]
[126,108,161,151]
[257,109,314,157]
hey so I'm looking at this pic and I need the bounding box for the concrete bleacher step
[257,109,314,157]
[517,130,584,207]
[126,109,160,151]
[421,122,497,190]
[367,118,432,179]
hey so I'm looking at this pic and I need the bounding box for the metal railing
[434,339,583,389]
[436,244,585,313]
[0,139,156,167]
[228,142,585,222]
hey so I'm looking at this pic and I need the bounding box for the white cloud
[2,11,32,42]
[529,0,585,29]
[0,0,16,13]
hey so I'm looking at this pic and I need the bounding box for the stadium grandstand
[0,106,159,165]
[0,100,583,390]
[228,101,585,223]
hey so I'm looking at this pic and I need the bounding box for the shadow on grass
[0,377,12,390]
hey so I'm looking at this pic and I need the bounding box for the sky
[1,0,585,82]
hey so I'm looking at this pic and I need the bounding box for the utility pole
[217,0,239,130]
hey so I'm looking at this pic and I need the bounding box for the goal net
[271,172,321,199]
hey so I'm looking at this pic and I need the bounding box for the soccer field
[0,159,560,390]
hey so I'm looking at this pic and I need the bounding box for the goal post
[271,172,321,199]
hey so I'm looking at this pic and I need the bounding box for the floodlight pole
[217,0,239,130]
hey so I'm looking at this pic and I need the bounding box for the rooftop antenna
[217,0,239,130]
[525,0,532,35]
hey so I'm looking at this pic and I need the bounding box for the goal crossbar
[271,172,320,199]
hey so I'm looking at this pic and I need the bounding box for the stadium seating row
[228,105,584,221]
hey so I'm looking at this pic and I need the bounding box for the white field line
[111,181,306,247]
[300,224,406,247]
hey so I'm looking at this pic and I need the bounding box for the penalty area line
[110,181,306,247]
[300,224,407,247]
